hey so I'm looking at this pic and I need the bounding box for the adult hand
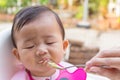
[85,48,120,80]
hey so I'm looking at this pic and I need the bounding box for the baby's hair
[11,6,65,48]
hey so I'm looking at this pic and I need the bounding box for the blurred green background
[0,0,119,30]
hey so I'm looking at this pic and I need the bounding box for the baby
[11,6,86,80]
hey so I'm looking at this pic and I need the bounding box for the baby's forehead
[37,11,56,19]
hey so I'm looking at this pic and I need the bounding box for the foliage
[99,0,109,7]
[6,0,17,7]
[0,0,7,7]
[75,0,110,19]
[0,0,17,13]
[39,0,49,5]
[0,0,110,16]
[88,0,99,14]
[21,0,32,7]
[88,0,109,16]
[0,0,17,7]
[117,17,120,23]
[75,5,84,19]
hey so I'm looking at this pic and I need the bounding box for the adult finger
[93,49,120,58]
[85,58,120,71]
[88,67,120,80]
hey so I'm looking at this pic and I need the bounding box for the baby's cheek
[55,56,63,63]
[22,57,34,66]
[24,61,36,71]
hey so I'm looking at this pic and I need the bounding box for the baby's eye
[46,42,55,45]
[25,45,35,49]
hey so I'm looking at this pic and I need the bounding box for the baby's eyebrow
[44,35,56,38]
[45,36,54,38]
[24,37,36,42]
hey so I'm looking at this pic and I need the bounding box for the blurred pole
[116,0,120,17]
[83,0,89,21]
[77,0,90,28]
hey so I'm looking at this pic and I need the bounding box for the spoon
[48,61,85,70]
[48,61,64,69]
[48,61,112,70]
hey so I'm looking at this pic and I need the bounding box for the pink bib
[56,68,86,80]
[12,68,86,80]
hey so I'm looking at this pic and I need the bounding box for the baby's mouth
[38,59,63,69]
[38,58,49,64]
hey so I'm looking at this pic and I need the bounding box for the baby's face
[13,13,68,76]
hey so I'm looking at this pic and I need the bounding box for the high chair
[0,28,19,80]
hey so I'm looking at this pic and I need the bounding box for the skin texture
[85,48,120,80]
[12,13,69,77]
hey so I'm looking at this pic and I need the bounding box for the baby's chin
[31,67,56,77]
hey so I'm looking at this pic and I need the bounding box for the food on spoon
[48,61,64,69]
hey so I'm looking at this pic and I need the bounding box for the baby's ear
[12,48,20,60]
[63,40,69,51]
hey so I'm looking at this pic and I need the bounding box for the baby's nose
[36,48,47,56]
